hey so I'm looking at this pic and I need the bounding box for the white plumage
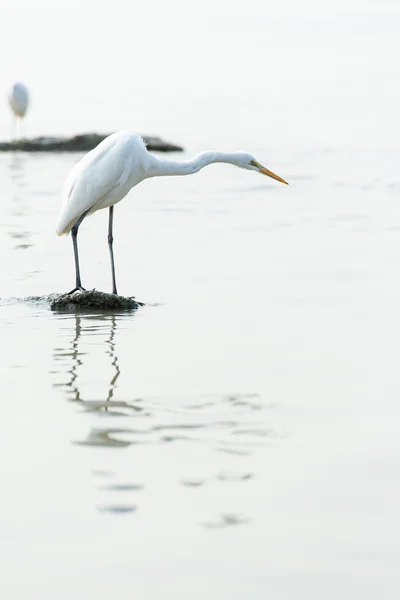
[57,133,148,235]
[8,82,29,140]
[56,131,288,295]
[8,82,29,117]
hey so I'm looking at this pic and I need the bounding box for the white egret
[56,131,288,295]
[8,82,29,140]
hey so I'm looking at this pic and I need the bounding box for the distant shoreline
[0,133,183,153]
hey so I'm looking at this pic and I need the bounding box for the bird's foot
[66,286,86,295]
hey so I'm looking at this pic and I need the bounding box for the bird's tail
[56,213,76,236]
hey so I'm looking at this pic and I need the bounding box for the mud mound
[0,133,183,153]
[50,289,143,311]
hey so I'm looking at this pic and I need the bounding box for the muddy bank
[0,133,183,153]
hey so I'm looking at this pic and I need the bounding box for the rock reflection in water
[201,513,252,529]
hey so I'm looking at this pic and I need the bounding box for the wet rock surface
[0,133,183,153]
[50,289,143,311]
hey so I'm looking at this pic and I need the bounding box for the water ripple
[52,312,287,524]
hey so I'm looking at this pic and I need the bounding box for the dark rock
[50,289,143,311]
[0,133,183,153]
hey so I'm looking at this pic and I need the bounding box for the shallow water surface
[3,6,400,595]
[1,140,400,599]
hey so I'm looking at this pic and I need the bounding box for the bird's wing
[56,136,132,235]
[9,85,29,116]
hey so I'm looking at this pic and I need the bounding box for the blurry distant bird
[8,82,29,140]
[56,131,288,295]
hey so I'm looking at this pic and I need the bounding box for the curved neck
[146,151,239,178]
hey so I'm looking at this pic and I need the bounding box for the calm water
[1,144,400,599]
[2,3,400,599]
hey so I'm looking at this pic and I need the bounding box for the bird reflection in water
[55,314,279,453]
[53,312,283,523]
[53,312,142,514]
[55,312,144,424]
[66,312,121,406]
[7,152,33,251]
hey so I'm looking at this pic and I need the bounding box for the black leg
[67,210,89,295]
[108,206,118,295]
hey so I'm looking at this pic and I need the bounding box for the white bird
[56,131,288,295]
[8,82,29,140]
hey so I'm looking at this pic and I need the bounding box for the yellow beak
[258,164,288,185]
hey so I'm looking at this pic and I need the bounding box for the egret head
[232,152,288,184]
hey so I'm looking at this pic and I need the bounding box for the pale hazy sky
[1,0,399,147]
